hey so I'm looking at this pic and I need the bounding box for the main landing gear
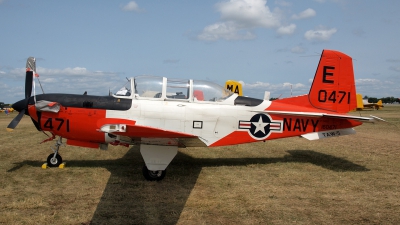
[47,137,64,167]
[140,144,178,181]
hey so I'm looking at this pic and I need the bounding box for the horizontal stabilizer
[369,115,386,122]
[253,110,375,122]
[301,128,356,140]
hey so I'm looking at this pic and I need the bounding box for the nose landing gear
[46,137,64,167]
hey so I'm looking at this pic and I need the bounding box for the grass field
[1,105,400,224]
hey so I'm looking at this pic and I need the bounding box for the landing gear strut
[140,144,178,181]
[47,136,63,167]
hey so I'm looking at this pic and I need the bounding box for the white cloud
[277,24,296,35]
[292,8,316,20]
[239,80,309,98]
[2,66,123,101]
[217,0,281,28]
[121,1,142,12]
[304,27,337,42]
[198,0,285,41]
[197,22,256,41]
[356,78,379,84]
[355,78,400,97]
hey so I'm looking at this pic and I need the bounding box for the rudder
[308,50,357,113]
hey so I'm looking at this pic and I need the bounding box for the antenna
[37,77,45,94]
[291,84,292,97]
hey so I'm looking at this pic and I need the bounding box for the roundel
[249,114,272,139]
[238,113,282,140]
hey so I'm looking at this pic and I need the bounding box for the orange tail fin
[308,50,357,113]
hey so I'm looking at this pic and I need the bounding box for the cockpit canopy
[112,75,234,103]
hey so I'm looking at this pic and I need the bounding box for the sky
[1,0,400,104]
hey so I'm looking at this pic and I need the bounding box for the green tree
[368,97,378,103]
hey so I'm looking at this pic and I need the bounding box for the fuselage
[19,88,361,149]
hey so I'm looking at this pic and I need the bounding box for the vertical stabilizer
[308,50,357,113]
[356,93,364,110]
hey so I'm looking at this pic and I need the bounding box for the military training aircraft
[7,50,375,181]
[356,93,384,110]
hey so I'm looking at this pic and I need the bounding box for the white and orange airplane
[7,50,375,181]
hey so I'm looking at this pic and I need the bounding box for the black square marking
[193,121,203,129]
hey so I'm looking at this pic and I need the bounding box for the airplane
[7,50,376,181]
[356,94,383,110]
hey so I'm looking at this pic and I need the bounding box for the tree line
[363,96,400,104]
[269,96,400,103]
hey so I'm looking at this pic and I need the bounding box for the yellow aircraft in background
[225,80,243,96]
[356,94,383,110]
[225,80,271,100]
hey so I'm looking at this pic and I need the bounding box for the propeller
[6,57,35,131]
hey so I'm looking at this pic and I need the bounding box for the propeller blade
[25,57,35,103]
[6,57,37,131]
[25,71,33,101]
[6,110,25,131]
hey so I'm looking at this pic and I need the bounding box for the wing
[98,120,203,146]
[103,124,196,138]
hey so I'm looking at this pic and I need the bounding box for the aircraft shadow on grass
[7,147,369,224]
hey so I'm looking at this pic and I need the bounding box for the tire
[47,153,62,167]
[142,165,166,181]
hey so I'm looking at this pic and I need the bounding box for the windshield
[112,80,132,97]
[134,76,163,98]
[193,80,233,102]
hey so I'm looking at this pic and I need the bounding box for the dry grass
[0,105,400,224]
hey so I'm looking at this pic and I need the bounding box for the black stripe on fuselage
[29,94,132,110]
[234,96,263,106]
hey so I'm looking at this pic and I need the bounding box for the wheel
[142,165,166,181]
[47,153,62,167]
